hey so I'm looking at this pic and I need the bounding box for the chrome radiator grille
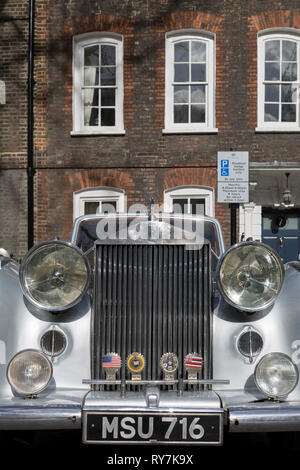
[92,243,212,388]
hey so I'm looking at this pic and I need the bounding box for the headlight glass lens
[20,241,90,311]
[7,350,52,396]
[255,353,298,398]
[218,243,283,311]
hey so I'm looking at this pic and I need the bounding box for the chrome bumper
[0,390,85,430]
[1,389,300,433]
[229,403,300,432]
[0,405,81,430]
[220,390,300,432]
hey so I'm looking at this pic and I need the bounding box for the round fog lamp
[217,242,283,312]
[7,349,53,396]
[255,353,298,399]
[20,240,90,311]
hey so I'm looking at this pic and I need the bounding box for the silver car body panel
[213,262,300,401]
[0,260,91,398]
[1,214,300,434]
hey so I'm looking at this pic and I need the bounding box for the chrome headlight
[255,353,298,399]
[20,240,90,311]
[7,350,53,396]
[217,242,283,312]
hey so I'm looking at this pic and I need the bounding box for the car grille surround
[92,243,212,390]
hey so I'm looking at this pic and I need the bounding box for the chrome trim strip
[83,406,223,413]
[82,379,230,385]
[229,405,300,432]
[0,405,82,430]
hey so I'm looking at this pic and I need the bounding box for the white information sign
[217,151,249,203]
[0,81,5,105]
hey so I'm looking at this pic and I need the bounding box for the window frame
[73,187,126,220]
[164,185,215,217]
[72,32,125,135]
[257,29,300,132]
[163,30,217,134]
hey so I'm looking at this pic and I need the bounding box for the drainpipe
[27,0,35,250]
[230,203,237,246]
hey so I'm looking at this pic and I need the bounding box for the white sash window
[73,187,126,220]
[163,30,217,134]
[257,29,300,132]
[72,32,125,135]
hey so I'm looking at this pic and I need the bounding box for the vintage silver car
[1,212,300,446]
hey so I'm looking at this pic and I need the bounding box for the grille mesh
[41,328,67,357]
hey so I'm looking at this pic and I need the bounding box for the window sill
[255,127,300,133]
[162,127,218,135]
[71,129,126,136]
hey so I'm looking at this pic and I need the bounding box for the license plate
[83,412,223,445]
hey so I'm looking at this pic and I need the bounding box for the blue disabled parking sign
[220,159,229,176]
[217,151,249,203]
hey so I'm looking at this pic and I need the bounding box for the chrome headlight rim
[216,241,284,313]
[254,352,299,399]
[7,349,53,397]
[19,240,91,312]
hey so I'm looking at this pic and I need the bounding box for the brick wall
[32,1,300,251]
[3,1,300,256]
[34,1,231,248]
[35,166,231,248]
[0,170,27,259]
[0,0,28,258]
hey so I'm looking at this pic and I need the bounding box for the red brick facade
[2,1,300,257]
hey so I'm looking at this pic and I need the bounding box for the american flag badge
[160,353,178,381]
[102,353,121,383]
[127,352,145,381]
[184,353,203,381]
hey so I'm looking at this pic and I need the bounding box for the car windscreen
[75,216,221,259]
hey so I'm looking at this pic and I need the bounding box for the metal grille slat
[116,246,122,359]
[146,246,152,381]
[100,246,107,375]
[106,246,112,355]
[177,247,183,374]
[127,246,133,364]
[162,246,168,361]
[172,246,178,356]
[94,244,211,388]
[121,246,127,379]
[203,245,210,384]
[192,249,198,353]
[137,246,143,354]
[111,246,117,352]
[152,247,158,380]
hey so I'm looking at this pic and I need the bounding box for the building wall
[2,1,300,256]
[0,0,28,259]
[35,1,231,248]
[35,166,231,246]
